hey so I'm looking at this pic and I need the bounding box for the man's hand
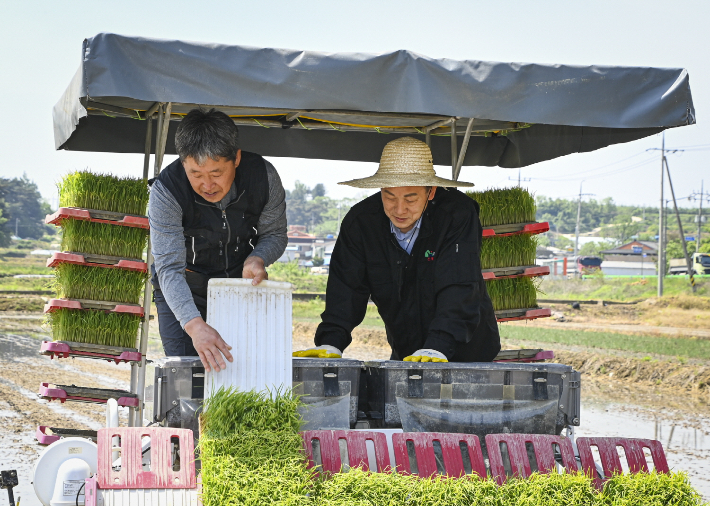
[184,317,233,372]
[293,345,342,358]
[403,349,448,363]
[242,255,268,285]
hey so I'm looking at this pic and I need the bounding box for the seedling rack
[47,251,147,272]
[39,169,156,429]
[482,265,550,280]
[482,221,549,238]
[40,340,142,363]
[39,382,139,407]
[493,349,554,362]
[36,425,98,445]
[495,308,552,322]
[44,298,145,317]
[45,207,149,229]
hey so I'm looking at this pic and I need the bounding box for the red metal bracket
[40,341,142,363]
[44,298,144,317]
[496,308,552,322]
[36,426,61,446]
[47,252,147,273]
[45,207,149,230]
[482,222,550,238]
[39,383,139,407]
[301,430,392,474]
[482,265,550,280]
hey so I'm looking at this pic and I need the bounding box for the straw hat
[338,137,474,188]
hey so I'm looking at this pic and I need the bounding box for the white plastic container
[205,278,293,399]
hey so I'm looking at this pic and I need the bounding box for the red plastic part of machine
[301,430,392,474]
[47,252,147,272]
[45,207,149,229]
[97,427,196,489]
[392,432,487,478]
[485,433,578,484]
[43,298,145,317]
[496,308,552,322]
[35,426,60,445]
[40,341,142,363]
[493,350,555,363]
[576,437,669,489]
[482,222,550,238]
[482,266,550,280]
[38,382,139,407]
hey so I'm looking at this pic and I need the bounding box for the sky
[1,0,708,209]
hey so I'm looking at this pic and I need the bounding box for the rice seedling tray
[482,221,549,237]
[47,251,147,272]
[493,349,555,362]
[45,207,149,230]
[36,425,97,445]
[39,382,139,407]
[40,340,142,363]
[44,298,144,317]
[495,307,552,322]
[482,265,550,280]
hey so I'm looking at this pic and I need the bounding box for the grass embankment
[540,275,709,300]
[499,325,710,361]
[200,388,704,505]
[269,262,328,293]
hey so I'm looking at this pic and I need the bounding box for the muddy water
[578,399,710,501]
[1,331,709,505]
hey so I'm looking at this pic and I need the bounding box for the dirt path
[511,319,710,339]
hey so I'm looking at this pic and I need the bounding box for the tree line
[0,175,55,246]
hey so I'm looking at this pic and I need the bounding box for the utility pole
[508,168,531,187]
[665,157,696,293]
[658,135,665,296]
[14,218,18,238]
[694,180,708,246]
[574,181,594,257]
[647,134,684,297]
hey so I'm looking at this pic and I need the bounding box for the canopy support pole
[425,130,431,147]
[450,122,457,178]
[131,103,172,427]
[453,118,475,181]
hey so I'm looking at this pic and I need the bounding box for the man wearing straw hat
[295,137,500,363]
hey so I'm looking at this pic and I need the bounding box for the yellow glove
[293,345,342,359]
[403,349,448,363]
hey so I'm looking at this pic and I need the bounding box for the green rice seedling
[486,276,541,311]
[199,389,704,505]
[48,308,140,348]
[481,233,538,269]
[53,263,148,304]
[58,171,149,216]
[60,220,148,259]
[467,186,536,226]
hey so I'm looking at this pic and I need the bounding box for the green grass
[268,261,328,293]
[53,263,147,304]
[499,325,710,360]
[540,275,709,300]
[481,233,538,269]
[486,277,541,311]
[58,171,149,216]
[293,299,384,326]
[60,220,148,259]
[467,187,536,227]
[199,389,704,506]
[47,308,141,348]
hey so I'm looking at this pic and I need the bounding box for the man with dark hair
[149,108,287,372]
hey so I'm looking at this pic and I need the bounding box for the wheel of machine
[32,437,97,506]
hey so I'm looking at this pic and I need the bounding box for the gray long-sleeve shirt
[149,160,287,327]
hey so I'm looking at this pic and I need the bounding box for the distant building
[600,240,657,275]
[277,225,336,265]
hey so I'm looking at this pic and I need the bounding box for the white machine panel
[205,278,293,398]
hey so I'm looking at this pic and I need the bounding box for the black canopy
[54,33,695,169]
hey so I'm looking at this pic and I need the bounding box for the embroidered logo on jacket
[424,250,436,261]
